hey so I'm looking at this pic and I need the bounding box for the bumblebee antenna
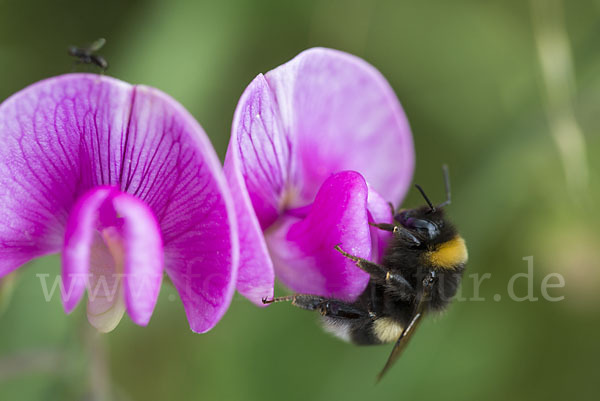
[438,164,451,208]
[415,184,435,212]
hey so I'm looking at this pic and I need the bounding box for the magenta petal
[111,192,163,326]
[226,49,413,304]
[265,47,414,204]
[266,171,371,300]
[62,187,113,313]
[224,159,274,305]
[226,74,291,229]
[366,185,393,264]
[85,227,127,333]
[224,74,284,305]
[61,187,163,329]
[123,84,239,332]
[1,74,238,332]
[0,74,132,277]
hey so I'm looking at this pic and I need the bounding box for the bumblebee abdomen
[372,317,404,343]
[321,316,354,343]
[321,315,407,345]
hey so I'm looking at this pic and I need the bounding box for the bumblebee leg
[335,244,386,275]
[387,202,396,215]
[368,223,421,247]
[370,202,397,231]
[334,245,414,294]
[369,282,384,315]
[262,295,296,304]
[369,222,396,232]
[317,299,368,319]
[262,294,326,309]
[392,226,421,247]
[263,295,367,319]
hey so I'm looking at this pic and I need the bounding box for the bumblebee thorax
[425,235,468,270]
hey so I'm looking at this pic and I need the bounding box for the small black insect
[263,165,468,381]
[68,38,108,71]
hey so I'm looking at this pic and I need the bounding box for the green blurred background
[1,0,598,400]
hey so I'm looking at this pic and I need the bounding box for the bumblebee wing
[88,38,106,52]
[376,284,432,382]
[376,309,426,382]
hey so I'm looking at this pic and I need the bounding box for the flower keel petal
[62,187,113,313]
[112,192,163,327]
[266,171,371,301]
[86,228,127,333]
[62,187,163,331]
[367,185,394,264]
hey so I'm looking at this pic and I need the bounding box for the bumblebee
[263,166,468,381]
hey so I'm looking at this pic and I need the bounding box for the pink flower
[225,48,414,305]
[0,74,238,333]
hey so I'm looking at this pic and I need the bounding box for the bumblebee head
[396,205,451,245]
[394,174,454,246]
[396,167,468,270]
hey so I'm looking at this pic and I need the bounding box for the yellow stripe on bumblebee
[426,236,468,269]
